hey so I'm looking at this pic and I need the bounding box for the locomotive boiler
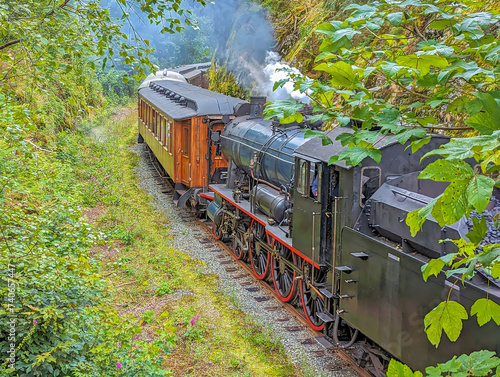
[207,98,500,372]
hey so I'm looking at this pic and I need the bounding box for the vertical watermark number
[6,264,16,370]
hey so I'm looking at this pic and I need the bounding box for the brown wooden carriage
[137,79,247,206]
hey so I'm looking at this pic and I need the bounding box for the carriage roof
[138,79,247,121]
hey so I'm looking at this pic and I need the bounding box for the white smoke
[260,51,310,104]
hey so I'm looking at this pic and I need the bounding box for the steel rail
[197,219,373,377]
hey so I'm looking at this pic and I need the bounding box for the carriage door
[180,121,191,185]
[210,122,225,178]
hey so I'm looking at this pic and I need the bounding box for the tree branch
[0,39,21,51]
[24,139,54,153]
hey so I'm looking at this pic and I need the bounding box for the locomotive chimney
[249,96,266,118]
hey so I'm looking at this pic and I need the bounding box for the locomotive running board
[209,183,321,269]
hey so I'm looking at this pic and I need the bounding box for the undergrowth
[1,103,302,376]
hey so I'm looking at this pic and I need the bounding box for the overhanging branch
[0,39,21,51]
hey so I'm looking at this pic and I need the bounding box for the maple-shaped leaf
[424,301,468,347]
[387,359,424,377]
[421,259,445,282]
[455,350,500,376]
[432,182,468,227]
[471,298,500,326]
[304,129,333,146]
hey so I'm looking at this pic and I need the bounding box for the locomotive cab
[293,128,500,371]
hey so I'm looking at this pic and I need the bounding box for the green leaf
[466,93,500,134]
[425,357,461,376]
[263,99,304,122]
[406,196,439,236]
[387,359,423,377]
[387,12,403,26]
[466,175,495,213]
[315,61,358,88]
[304,129,333,146]
[410,136,431,153]
[471,298,500,326]
[316,21,342,35]
[456,350,500,376]
[418,40,455,58]
[424,301,468,347]
[419,159,474,183]
[393,127,427,144]
[280,113,304,124]
[328,146,381,166]
[432,181,468,226]
[421,259,445,282]
[396,54,448,76]
[466,216,488,244]
[492,261,500,279]
[429,19,458,30]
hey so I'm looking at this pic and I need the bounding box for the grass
[79,104,303,377]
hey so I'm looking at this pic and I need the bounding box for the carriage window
[162,118,166,146]
[183,127,189,154]
[154,111,158,136]
[297,160,309,195]
[169,122,173,153]
[160,117,164,144]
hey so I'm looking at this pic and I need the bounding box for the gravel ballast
[132,143,360,377]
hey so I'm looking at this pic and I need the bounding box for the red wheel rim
[300,262,325,331]
[271,241,296,302]
[212,222,222,240]
[249,220,269,280]
[232,222,248,260]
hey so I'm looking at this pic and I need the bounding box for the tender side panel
[338,227,500,372]
[138,96,175,178]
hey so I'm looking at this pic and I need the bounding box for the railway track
[197,217,372,377]
[146,150,375,377]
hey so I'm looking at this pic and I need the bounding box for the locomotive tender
[138,71,500,372]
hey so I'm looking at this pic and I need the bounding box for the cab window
[311,163,321,200]
[297,160,309,195]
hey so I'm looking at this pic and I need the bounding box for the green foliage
[155,281,175,296]
[424,301,468,348]
[0,0,207,83]
[389,351,500,377]
[264,99,305,124]
[142,310,157,324]
[0,112,171,376]
[425,351,500,377]
[208,63,249,100]
[471,298,500,327]
[387,359,423,376]
[265,0,500,371]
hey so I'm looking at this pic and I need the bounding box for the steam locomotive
[138,69,500,373]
